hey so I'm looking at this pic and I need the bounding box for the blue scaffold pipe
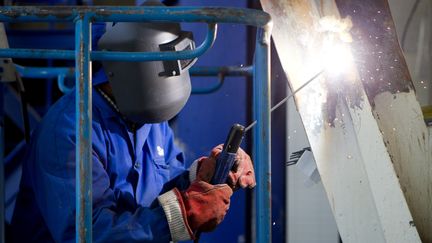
[0,83,4,243]
[15,64,74,79]
[15,64,74,93]
[74,17,92,243]
[15,64,252,95]
[16,64,252,79]
[0,6,270,27]
[191,79,224,95]
[0,49,75,60]
[0,23,217,61]
[190,65,252,94]
[190,65,253,77]
[57,74,73,93]
[253,24,272,243]
[92,23,216,62]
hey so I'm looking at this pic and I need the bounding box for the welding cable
[15,72,30,143]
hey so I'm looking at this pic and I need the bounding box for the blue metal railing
[15,64,253,94]
[74,15,92,243]
[0,83,4,243]
[254,26,272,243]
[15,64,75,93]
[0,6,272,243]
[0,23,217,61]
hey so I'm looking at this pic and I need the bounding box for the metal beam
[261,0,422,242]
[335,1,432,241]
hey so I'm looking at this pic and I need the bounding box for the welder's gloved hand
[195,145,256,189]
[228,147,256,189]
[158,181,233,241]
[194,147,219,182]
[180,181,232,232]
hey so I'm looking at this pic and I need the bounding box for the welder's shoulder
[27,94,77,173]
[38,93,76,137]
[35,93,104,153]
[32,93,105,169]
[38,92,105,137]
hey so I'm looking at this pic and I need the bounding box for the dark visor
[159,31,197,77]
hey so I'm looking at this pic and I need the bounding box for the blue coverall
[11,85,191,242]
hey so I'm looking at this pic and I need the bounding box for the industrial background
[0,0,431,242]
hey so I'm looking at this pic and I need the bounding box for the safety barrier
[0,6,272,242]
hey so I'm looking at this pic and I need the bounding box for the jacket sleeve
[30,119,175,242]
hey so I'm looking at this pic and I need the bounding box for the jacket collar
[93,88,119,119]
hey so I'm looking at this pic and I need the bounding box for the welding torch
[195,69,323,243]
[211,69,324,186]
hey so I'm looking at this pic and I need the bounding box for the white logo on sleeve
[156,146,165,157]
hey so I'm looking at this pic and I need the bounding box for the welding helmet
[97,21,196,124]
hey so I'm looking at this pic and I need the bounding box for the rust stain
[0,6,77,19]
[267,179,271,193]
[0,6,270,28]
[189,8,271,27]
[0,9,19,19]
[191,8,245,18]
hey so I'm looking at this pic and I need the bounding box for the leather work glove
[195,155,216,183]
[180,181,232,232]
[158,181,233,241]
[228,146,256,189]
[196,145,256,189]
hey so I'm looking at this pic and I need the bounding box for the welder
[10,19,255,242]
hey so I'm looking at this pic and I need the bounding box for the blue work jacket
[11,89,191,242]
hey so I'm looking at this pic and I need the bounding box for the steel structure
[0,6,272,242]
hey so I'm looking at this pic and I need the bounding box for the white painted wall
[286,91,339,243]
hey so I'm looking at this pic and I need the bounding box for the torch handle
[211,124,245,185]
